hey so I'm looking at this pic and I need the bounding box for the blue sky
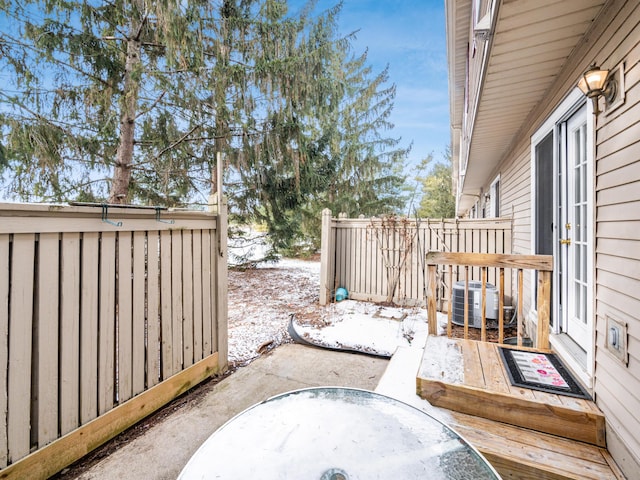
[293,0,450,173]
[0,0,450,176]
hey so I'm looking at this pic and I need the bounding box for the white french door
[558,105,592,350]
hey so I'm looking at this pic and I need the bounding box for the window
[488,176,500,217]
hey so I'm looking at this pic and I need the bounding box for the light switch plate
[606,315,628,365]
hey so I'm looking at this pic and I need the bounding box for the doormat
[499,347,591,399]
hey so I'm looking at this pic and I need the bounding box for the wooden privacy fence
[0,202,228,479]
[319,209,512,306]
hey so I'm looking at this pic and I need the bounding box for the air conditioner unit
[452,281,499,328]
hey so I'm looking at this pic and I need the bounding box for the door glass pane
[582,284,587,325]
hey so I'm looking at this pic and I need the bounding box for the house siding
[593,3,640,472]
[499,144,533,314]
[467,1,640,476]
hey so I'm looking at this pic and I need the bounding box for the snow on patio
[290,299,432,357]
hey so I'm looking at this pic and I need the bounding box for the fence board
[98,232,116,414]
[118,233,133,404]
[132,232,146,396]
[160,231,173,378]
[171,231,183,373]
[80,233,99,425]
[202,231,213,356]
[7,234,35,462]
[60,233,81,436]
[1,216,214,235]
[0,235,10,467]
[182,232,194,368]
[36,233,60,446]
[147,231,161,388]
[193,231,204,362]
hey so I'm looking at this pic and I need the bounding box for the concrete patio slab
[61,344,388,480]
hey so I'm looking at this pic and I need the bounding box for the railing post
[427,262,438,336]
[319,208,333,305]
[537,270,551,349]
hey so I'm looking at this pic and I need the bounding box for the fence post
[319,208,333,305]
[215,197,229,370]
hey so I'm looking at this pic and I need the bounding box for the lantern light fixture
[577,64,617,114]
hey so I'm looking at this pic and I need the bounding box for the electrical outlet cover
[606,315,628,365]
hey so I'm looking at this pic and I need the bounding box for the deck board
[382,346,623,480]
[417,335,606,447]
[476,340,510,393]
[450,416,617,479]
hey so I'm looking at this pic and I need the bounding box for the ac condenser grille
[451,281,499,328]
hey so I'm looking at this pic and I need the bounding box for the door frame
[530,88,595,385]
[563,105,591,348]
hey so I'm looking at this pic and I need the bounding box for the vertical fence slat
[147,231,160,388]
[363,226,371,298]
[171,231,183,373]
[60,232,80,436]
[201,230,213,355]
[360,224,368,297]
[118,232,133,403]
[160,231,173,378]
[132,232,146,396]
[36,233,60,446]
[98,232,116,414]
[182,232,194,368]
[80,232,99,425]
[8,234,35,462]
[193,231,203,362]
[0,235,10,466]
[349,226,356,296]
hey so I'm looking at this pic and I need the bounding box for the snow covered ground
[228,258,445,364]
[291,300,430,357]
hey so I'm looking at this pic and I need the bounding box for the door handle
[560,238,571,245]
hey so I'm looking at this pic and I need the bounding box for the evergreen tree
[417,147,455,218]
[0,0,409,254]
[0,0,208,203]
[289,49,408,252]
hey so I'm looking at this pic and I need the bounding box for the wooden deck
[415,336,623,479]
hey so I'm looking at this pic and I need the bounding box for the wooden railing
[426,252,553,349]
[0,202,228,479]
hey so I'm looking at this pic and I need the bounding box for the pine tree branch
[135,91,166,119]
[151,124,201,162]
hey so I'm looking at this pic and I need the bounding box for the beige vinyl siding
[489,143,535,315]
[500,144,531,251]
[592,3,640,474]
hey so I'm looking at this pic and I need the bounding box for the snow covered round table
[178,387,500,479]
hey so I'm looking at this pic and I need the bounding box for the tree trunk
[109,13,143,204]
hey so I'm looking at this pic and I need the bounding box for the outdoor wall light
[577,64,617,114]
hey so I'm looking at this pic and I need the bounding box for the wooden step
[441,408,624,480]
[416,336,606,447]
[376,346,624,480]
